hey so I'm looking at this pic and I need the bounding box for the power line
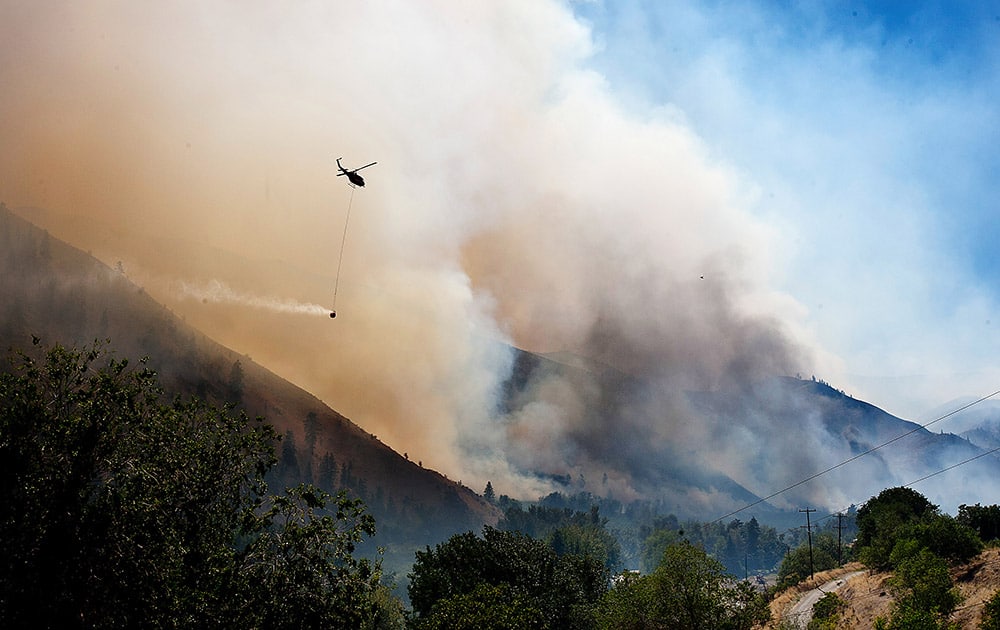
[802,440,1000,528]
[904,443,1000,489]
[713,387,1000,523]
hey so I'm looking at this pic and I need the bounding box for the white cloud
[576,1,1000,418]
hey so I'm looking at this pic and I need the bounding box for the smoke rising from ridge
[0,1,878,513]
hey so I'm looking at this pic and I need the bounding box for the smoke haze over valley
[3,1,999,517]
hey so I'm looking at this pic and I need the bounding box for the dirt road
[786,570,867,626]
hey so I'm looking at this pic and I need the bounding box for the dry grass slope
[768,548,1000,629]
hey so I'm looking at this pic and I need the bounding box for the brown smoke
[0,1,828,504]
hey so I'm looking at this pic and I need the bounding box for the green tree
[655,541,731,627]
[721,580,772,630]
[601,542,769,630]
[958,503,1000,543]
[640,527,684,573]
[874,600,950,630]
[887,542,960,618]
[417,582,543,629]
[549,523,623,573]
[0,341,385,628]
[233,484,381,629]
[365,581,408,630]
[980,589,1000,630]
[808,592,846,630]
[595,573,660,630]
[868,514,969,630]
[777,537,838,589]
[277,428,302,483]
[856,487,938,570]
[407,526,607,629]
[896,513,982,564]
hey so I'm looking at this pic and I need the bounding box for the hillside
[0,203,501,552]
[769,548,1000,628]
[686,376,1000,514]
[8,200,1000,533]
[506,347,1000,519]
[503,349,791,520]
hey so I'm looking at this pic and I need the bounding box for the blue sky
[571,0,1000,418]
[574,0,1000,281]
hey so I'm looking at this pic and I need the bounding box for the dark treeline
[269,421,476,550]
[492,489,828,577]
[0,341,396,629]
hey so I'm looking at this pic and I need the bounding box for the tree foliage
[0,341,384,628]
[549,523,623,573]
[808,592,846,630]
[416,582,544,630]
[896,513,983,564]
[776,526,854,589]
[887,543,961,618]
[641,515,791,576]
[500,503,623,572]
[855,487,982,573]
[856,486,939,570]
[874,600,953,630]
[598,542,769,630]
[958,503,1000,543]
[856,487,978,629]
[777,537,838,589]
[232,484,381,629]
[407,526,607,629]
[981,589,1000,630]
[595,572,660,630]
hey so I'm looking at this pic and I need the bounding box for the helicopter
[336,157,377,187]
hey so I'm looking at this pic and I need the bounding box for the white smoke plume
[178,279,330,317]
[10,1,989,515]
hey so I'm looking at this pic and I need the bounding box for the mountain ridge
[6,202,999,523]
[0,204,501,550]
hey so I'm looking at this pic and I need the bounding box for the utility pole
[835,513,845,566]
[800,508,816,579]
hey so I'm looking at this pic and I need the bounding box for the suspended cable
[811,441,1000,526]
[904,443,1000,489]
[330,185,355,319]
[712,387,1000,523]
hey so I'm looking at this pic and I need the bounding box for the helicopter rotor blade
[354,162,377,172]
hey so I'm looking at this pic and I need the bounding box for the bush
[856,487,938,570]
[407,526,607,629]
[808,592,846,630]
[777,539,837,589]
[958,504,1000,543]
[597,542,769,630]
[0,341,384,628]
[898,514,983,564]
[889,546,960,617]
[981,589,1000,630]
